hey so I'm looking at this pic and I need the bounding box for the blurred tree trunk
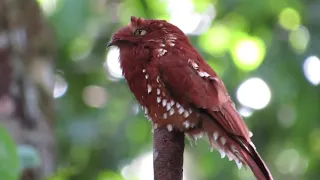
[0,0,56,179]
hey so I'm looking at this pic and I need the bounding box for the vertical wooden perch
[153,128,185,180]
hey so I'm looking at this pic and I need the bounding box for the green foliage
[35,0,320,179]
[0,125,20,180]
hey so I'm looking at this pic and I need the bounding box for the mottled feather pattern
[108,16,274,180]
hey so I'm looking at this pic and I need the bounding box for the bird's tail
[232,136,274,180]
[186,116,273,180]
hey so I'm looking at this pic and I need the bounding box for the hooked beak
[107,36,122,48]
[106,39,114,48]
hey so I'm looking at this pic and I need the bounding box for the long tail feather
[186,114,274,180]
[233,136,274,180]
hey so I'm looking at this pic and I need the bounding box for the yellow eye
[134,29,147,36]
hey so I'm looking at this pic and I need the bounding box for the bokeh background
[2,0,320,179]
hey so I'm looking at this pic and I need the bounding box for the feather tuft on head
[107,16,188,49]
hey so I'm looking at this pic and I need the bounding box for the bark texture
[153,128,185,180]
[0,0,56,179]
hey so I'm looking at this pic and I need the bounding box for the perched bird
[107,16,273,180]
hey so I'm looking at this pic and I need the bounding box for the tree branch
[153,128,185,180]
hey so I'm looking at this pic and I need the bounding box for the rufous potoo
[107,16,274,180]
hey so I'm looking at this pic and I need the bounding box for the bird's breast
[136,68,201,132]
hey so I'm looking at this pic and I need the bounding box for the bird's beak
[107,36,121,48]
[106,39,114,48]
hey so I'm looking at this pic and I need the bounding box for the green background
[3,0,320,179]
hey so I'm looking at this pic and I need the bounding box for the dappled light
[278,8,301,31]
[236,78,271,110]
[37,0,58,15]
[277,104,296,128]
[289,26,310,53]
[275,148,308,176]
[231,36,266,71]
[105,47,123,80]
[82,85,108,108]
[238,107,254,118]
[121,151,192,180]
[198,24,231,56]
[166,0,215,35]
[53,73,68,98]
[121,151,154,180]
[69,35,94,61]
[303,55,320,86]
[1,0,319,179]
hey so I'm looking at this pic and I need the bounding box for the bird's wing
[158,53,251,141]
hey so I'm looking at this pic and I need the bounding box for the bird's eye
[134,29,147,36]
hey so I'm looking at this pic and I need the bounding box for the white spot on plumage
[153,123,158,129]
[169,42,175,47]
[166,103,171,111]
[145,74,149,79]
[213,132,219,140]
[157,97,161,103]
[157,88,160,95]
[170,100,175,106]
[231,145,242,159]
[178,107,184,114]
[167,124,173,131]
[198,71,210,78]
[168,34,177,40]
[142,69,146,73]
[198,72,205,77]
[249,131,253,137]
[231,145,237,152]
[188,108,192,114]
[194,133,203,140]
[144,107,148,115]
[220,137,226,145]
[203,72,210,77]
[188,59,199,70]
[183,111,189,118]
[169,108,174,116]
[145,114,152,121]
[227,154,233,161]
[147,84,152,94]
[157,48,167,57]
[163,113,168,119]
[250,142,256,149]
[236,159,242,169]
[210,77,219,81]
[219,150,226,158]
[159,43,165,47]
[162,99,167,107]
[176,103,181,108]
[183,121,190,128]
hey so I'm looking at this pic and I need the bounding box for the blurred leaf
[51,0,89,44]
[97,171,124,180]
[0,125,20,180]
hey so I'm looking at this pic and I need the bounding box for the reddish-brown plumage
[108,16,274,180]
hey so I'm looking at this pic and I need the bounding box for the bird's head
[107,16,189,50]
